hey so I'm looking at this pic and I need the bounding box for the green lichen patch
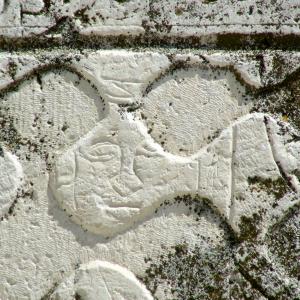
[267,208,300,282]
[236,241,300,300]
[238,212,263,242]
[248,176,290,200]
[142,241,265,300]
[0,107,55,170]
[142,194,268,299]
[0,108,29,155]
[253,77,300,133]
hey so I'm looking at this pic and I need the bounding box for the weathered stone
[0,2,299,299]
[50,260,153,300]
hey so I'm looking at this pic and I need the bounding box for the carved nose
[111,173,143,197]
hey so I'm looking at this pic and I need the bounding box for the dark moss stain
[1,22,300,51]
[248,176,290,200]
[237,240,300,300]
[238,212,263,242]
[141,194,271,299]
[0,110,24,153]
[0,108,55,170]
[118,101,143,113]
[256,88,300,132]
[267,208,300,282]
[74,292,82,300]
[74,7,90,24]
[216,33,300,51]
[158,194,234,231]
[40,282,58,300]
[203,0,218,3]
[148,193,300,298]
[142,241,264,300]
[42,0,51,13]
[0,187,34,222]
[7,61,18,80]
[272,54,286,80]
[252,65,300,133]
[61,122,69,132]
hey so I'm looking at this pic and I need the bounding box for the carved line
[229,124,237,223]
[264,115,299,193]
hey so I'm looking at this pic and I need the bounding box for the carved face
[49,105,198,236]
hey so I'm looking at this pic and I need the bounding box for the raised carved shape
[0,147,23,216]
[50,260,153,300]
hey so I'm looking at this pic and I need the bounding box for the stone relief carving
[0,147,23,216]
[0,51,300,299]
[47,61,300,298]
[49,260,153,300]
[49,65,300,238]
[49,103,197,236]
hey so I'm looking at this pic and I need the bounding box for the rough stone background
[0,1,300,300]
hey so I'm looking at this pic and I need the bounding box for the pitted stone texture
[50,260,153,300]
[0,148,23,216]
[147,0,300,35]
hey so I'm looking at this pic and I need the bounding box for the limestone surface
[0,148,23,216]
[0,2,300,299]
[0,0,298,44]
[50,260,153,300]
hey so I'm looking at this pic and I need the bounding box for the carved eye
[83,143,121,162]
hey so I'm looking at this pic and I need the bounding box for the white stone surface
[73,51,171,104]
[50,103,198,236]
[0,148,23,216]
[0,1,299,38]
[142,66,251,155]
[50,260,153,300]
[3,68,106,152]
[0,49,299,299]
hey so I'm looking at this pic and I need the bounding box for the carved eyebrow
[81,143,121,162]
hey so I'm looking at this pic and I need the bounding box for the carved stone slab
[0,2,300,300]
